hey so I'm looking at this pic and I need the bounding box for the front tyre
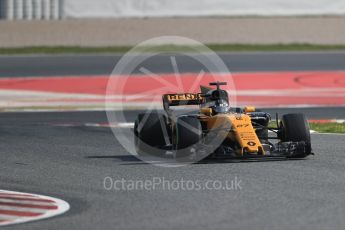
[175,116,202,161]
[280,113,312,158]
[134,112,169,157]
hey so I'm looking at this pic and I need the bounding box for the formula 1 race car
[134,82,312,162]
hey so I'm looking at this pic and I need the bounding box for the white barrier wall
[1,0,345,20]
[0,0,62,20]
[64,0,345,18]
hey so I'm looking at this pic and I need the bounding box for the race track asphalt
[0,52,344,229]
[0,110,345,230]
[1,51,345,77]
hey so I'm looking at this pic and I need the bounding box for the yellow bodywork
[203,113,265,156]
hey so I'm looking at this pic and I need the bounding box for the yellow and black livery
[134,82,312,161]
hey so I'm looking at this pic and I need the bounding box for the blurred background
[0,0,344,111]
[0,0,345,111]
[0,0,345,47]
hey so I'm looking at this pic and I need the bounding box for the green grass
[309,122,345,134]
[1,43,345,55]
[269,121,345,134]
[208,44,345,52]
[0,46,131,55]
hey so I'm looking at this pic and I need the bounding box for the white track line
[1,88,344,112]
[0,206,52,213]
[0,198,57,205]
[0,214,18,220]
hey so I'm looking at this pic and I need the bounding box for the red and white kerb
[0,190,70,226]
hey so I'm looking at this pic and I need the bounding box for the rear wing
[162,93,204,111]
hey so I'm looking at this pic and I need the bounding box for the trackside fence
[0,0,62,20]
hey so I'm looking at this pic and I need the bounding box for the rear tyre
[280,113,312,158]
[134,112,169,157]
[175,116,202,161]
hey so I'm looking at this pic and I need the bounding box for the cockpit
[201,82,230,114]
